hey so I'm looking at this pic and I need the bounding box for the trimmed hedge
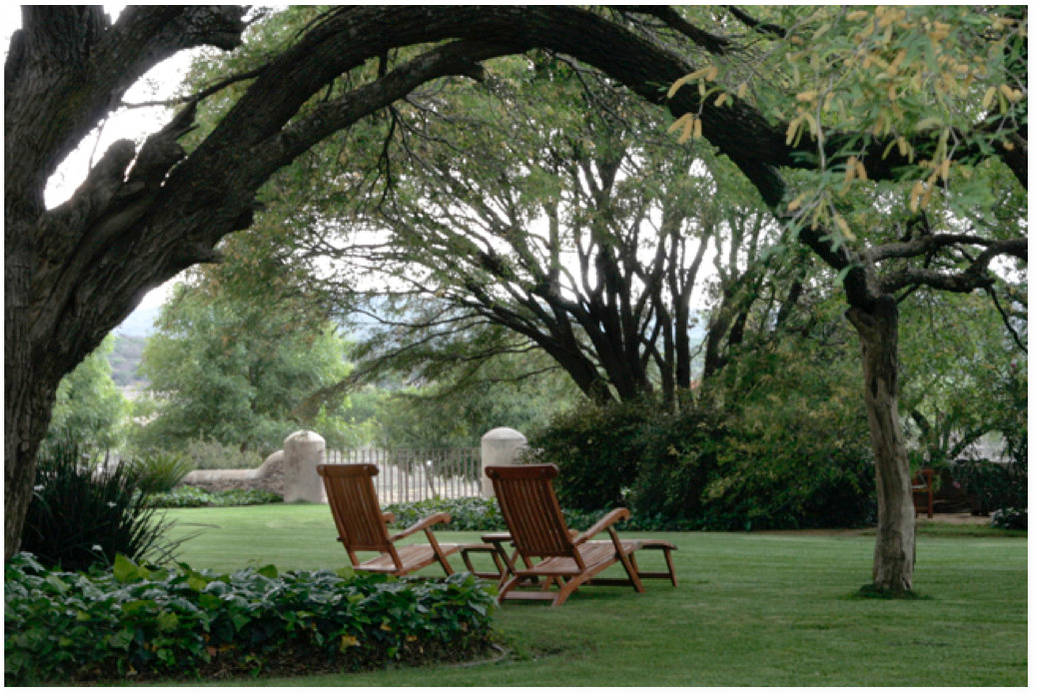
[147,485,282,508]
[5,552,495,685]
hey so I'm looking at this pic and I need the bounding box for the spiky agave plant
[20,442,181,571]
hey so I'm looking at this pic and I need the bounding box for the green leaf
[112,553,141,583]
[157,611,179,632]
[835,265,854,285]
[107,628,134,650]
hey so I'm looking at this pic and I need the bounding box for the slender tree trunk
[847,297,916,593]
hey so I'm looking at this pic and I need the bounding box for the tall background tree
[6,7,1025,596]
[40,335,127,456]
[131,272,354,457]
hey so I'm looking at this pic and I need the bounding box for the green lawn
[162,504,1027,686]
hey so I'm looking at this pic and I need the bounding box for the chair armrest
[390,512,451,541]
[382,512,396,524]
[573,507,631,545]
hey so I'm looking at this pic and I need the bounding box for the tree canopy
[133,272,353,455]
[41,335,126,456]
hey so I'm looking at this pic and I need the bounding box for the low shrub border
[5,552,496,685]
[147,485,282,508]
[383,496,684,532]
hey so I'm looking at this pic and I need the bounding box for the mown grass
[160,504,1027,686]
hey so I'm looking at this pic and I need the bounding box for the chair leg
[617,552,645,593]
[662,548,677,587]
[551,575,586,607]
[496,575,522,605]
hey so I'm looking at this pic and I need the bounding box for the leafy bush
[147,485,282,508]
[628,408,723,529]
[990,507,1027,531]
[130,452,194,494]
[947,459,1027,514]
[524,399,654,511]
[182,438,265,471]
[385,497,506,531]
[20,443,179,572]
[5,552,496,684]
[383,496,685,533]
[527,390,877,531]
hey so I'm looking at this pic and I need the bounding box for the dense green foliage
[528,391,876,531]
[132,278,355,456]
[947,459,1028,516]
[177,438,267,472]
[42,335,127,454]
[4,552,495,684]
[899,289,1027,473]
[521,401,649,511]
[148,486,282,509]
[20,444,177,572]
[383,496,698,534]
[383,498,505,532]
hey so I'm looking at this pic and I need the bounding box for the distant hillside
[111,334,147,388]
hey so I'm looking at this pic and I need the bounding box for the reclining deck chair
[486,464,678,606]
[318,463,500,577]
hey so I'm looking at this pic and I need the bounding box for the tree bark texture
[847,298,916,592]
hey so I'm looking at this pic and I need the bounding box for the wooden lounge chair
[911,468,935,519]
[485,463,678,606]
[317,463,500,577]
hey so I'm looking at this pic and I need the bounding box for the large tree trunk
[4,293,60,559]
[847,297,916,593]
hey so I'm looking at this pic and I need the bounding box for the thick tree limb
[262,40,505,174]
[619,6,733,54]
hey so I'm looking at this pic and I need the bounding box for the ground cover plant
[147,504,1026,686]
[5,551,495,685]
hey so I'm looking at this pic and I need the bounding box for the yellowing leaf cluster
[667,113,703,143]
[667,64,720,99]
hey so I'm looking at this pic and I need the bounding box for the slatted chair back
[486,464,577,559]
[317,463,394,556]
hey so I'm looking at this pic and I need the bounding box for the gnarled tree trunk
[847,297,915,592]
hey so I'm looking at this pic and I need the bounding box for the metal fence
[323,447,482,503]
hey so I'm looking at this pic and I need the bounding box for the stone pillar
[282,430,326,503]
[480,427,527,497]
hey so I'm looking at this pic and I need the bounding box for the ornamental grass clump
[5,553,496,685]
[20,442,179,572]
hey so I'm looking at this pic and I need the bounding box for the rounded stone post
[282,430,326,503]
[480,427,527,497]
